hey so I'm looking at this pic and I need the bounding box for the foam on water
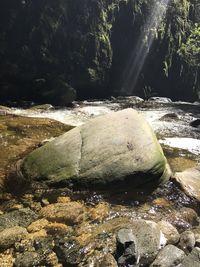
[159,137,200,156]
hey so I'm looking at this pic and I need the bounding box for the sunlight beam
[122,0,171,95]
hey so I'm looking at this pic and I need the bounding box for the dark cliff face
[0,0,199,104]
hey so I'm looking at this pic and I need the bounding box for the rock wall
[0,0,199,104]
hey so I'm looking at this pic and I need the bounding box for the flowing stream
[10,97,200,164]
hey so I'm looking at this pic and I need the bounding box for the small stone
[157,221,180,245]
[0,208,38,231]
[57,196,71,203]
[152,198,171,207]
[46,252,60,266]
[27,219,49,233]
[181,247,200,267]
[0,226,28,249]
[7,204,24,211]
[0,250,14,267]
[27,229,47,240]
[179,230,196,252]
[40,202,85,225]
[45,222,71,234]
[41,198,49,206]
[14,251,44,267]
[150,244,185,267]
[89,202,109,221]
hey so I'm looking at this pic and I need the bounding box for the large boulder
[19,109,170,187]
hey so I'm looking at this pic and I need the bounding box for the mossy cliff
[0,0,199,104]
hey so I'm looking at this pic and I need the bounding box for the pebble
[27,229,47,240]
[45,222,71,234]
[89,202,110,222]
[40,201,85,225]
[27,219,49,233]
[0,208,38,231]
[0,250,14,267]
[14,251,43,267]
[0,226,28,249]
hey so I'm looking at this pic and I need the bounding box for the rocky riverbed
[0,97,199,266]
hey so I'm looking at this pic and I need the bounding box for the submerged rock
[173,166,200,202]
[150,244,185,267]
[40,202,85,225]
[148,97,172,103]
[0,226,28,249]
[0,208,38,231]
[19,109,170,188]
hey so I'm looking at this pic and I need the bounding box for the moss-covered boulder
[19,109,171,188]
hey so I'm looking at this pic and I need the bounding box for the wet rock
[179,230,196,253]
[20,109,170,187]
[148,97,172,103]
[40,201,85,225]
[0,251,14,267]
[166,207,199,231]
[0,226,28,249]
[150,244,185,267]
[89,202,110,222]
[157,220,180,245]
[28,104,54,111]
[130,220,166,265]
[14,252,44,267]
[190,119,200,128]
[181,247,200,267]
[159,113,179,121]
[27,219,49,233]
[45,222,71,235]
[116,228,138,266]
[33,236,54,254]
[0,208,38,231]
[27,229,47,241]
[173,166,200,201]
[54,238,83,266]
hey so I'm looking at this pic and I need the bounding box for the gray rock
[148,97,172,103]
[129,220,166,265]
[150,244,185,267]
[117,228,138,266]
[0,208,38,231]
[20,109,170,187]
[0,226,27,249]
[179,230,196,252]
[181,247,200,267]
[157,220,180,245]
[173,166,200,202]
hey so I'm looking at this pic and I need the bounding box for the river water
[10,97,200,164]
